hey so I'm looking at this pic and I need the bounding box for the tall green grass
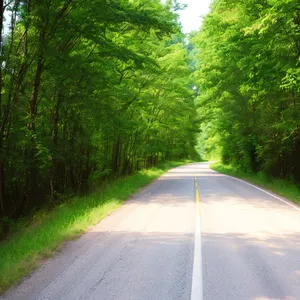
[211,162,300,204]
[0,160,191,294]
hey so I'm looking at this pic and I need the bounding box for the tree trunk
[112,136,120,175]
[26,29,45,206]
[50,93,61,199]
[0,0,4,217]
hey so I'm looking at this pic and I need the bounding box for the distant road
[2,163,300,300]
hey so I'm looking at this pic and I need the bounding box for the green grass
[211,162,300,204]
[0,160,192,294]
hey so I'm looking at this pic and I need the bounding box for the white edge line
[191,216,203,300]
[216,171,300,212]
[191,182,203,300]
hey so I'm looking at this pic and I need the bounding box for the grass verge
[0,160,192,294]
[210,162,300,205]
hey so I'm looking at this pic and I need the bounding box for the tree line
[192,0,300,182]
[0,0,199,229]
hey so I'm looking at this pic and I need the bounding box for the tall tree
[192,0,300,179]
[0,0,199,233]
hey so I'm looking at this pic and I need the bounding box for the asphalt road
[2,162,300,300]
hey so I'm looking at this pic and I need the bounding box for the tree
[0,0,199,233]
[191,0,300,180]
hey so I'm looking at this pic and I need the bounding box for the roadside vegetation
[211,162,300,205]
[191,0,300,187]
[0,160,192,294]
[0,2,199,235]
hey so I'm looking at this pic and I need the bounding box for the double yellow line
[194,174,200,216]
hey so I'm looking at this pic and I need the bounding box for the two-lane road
[2,163,300,300]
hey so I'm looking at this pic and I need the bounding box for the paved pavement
[2,162,300,300]
[198,163,300,300]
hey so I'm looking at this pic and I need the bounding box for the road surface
[2,162,300,300]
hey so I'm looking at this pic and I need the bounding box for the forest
[0,0,199,232]
[2,0,300,235]
[192,0,300,182]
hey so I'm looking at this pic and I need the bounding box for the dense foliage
[0,0,199,229]
[192,0,300,181]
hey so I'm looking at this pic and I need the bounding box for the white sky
[176,0,212,33]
